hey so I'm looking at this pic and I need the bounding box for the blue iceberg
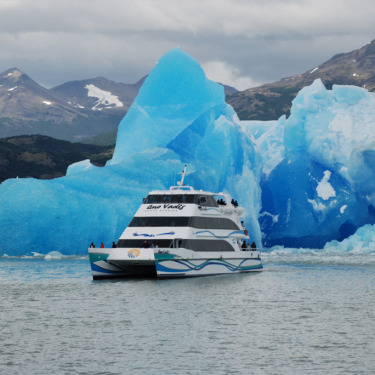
[245,79,375,248]
[1,48,375,256]
[0,48,262,256]
[324,224,375,253]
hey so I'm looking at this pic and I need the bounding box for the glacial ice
[323,224,375,253]
[1,48,375,256]
[246,79,375,249]
[0,48,262,256]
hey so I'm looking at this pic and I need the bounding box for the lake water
[1,251,374,375]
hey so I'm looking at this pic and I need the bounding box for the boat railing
[218,206,244,215]
[170,185,194,192]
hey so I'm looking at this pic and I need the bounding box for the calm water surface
[1,253,374,375]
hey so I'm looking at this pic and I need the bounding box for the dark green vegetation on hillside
[0,135,114,183]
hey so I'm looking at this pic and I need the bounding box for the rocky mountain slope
[0,68,237,142]
[228,39,375,120]
[0,69,144,141]
[50,76,146,113]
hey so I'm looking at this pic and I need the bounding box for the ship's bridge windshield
[144,194,218,207]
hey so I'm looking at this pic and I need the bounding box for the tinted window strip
[116,239,235,252]
[144,194,219,207]
[128,216,239,230]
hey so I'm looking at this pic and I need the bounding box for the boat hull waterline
[89,248,262,279]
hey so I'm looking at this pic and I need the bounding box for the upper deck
[139,185,244,218]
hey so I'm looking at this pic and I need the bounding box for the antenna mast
[177,165,187,186]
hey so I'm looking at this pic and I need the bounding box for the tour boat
[89,166,262,279]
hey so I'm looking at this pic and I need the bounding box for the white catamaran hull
[89,167,263,280]
[89,247,262,279]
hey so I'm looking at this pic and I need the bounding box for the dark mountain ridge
[0,135,112,183]
[0,69,140,141]
[50,76,146,113]
[227,39,375,120]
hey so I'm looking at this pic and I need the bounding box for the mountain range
[0,68,236,143]
[0,68,146,142]
[227,39,375,120]
[1,39,375,182]
[1,39,375,142]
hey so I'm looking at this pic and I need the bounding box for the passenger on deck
[251,241,257,251]
[89,242,95,248]
[231,199,239,207]
[112,242,117,248]
[241,240,247,250]
[143,240,150,248]
[100,242,104,248]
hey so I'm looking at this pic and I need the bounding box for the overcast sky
[1,0,375,90]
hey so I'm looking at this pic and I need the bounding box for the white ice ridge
[85,84,123,110]
[316,170,336,200]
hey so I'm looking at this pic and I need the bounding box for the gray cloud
[1,0,375,90]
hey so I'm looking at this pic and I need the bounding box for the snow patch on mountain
[85,84,123,110]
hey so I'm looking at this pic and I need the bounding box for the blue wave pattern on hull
[90,262,123,275]
[156,258,263,274]
[133,232,175,237]
[193,230,245,238]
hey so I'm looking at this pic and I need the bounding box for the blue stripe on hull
[90,262,121,274]
[156,258,263,275]
[90,258,262,279]
[90,261,156,279]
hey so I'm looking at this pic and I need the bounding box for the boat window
[144,194,219,206]
[144,194,195,204]
[191,217,239,230]
[182,239,235,252]
[195,195,218,207]
[129,217,190,227]
[116,239,235,251]
[117,239,173,248]
[128,216,239,230]
[208,196,219,207]
[198,196,206,205]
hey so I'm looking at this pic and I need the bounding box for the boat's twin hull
[89,248,262,279]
